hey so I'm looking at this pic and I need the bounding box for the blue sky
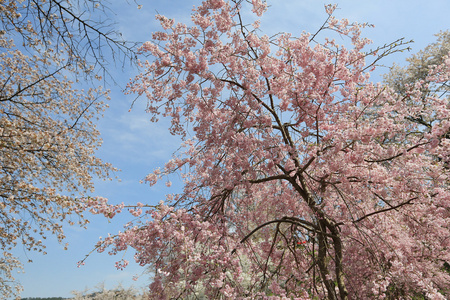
[12,0,450,298]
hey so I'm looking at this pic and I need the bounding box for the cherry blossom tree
[71,282,147,300]
[384,30,450,98]
[384,30,450,149]
[0,0,137,297]
[86,1,450,298]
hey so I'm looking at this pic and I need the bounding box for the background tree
[384,30,450,163]
[71,282,147,300]
[384,30,450,97]
[86,0,450,299]
[0,0,137,297]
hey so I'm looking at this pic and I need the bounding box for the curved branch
[231,216,334,255]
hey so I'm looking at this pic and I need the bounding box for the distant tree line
[21,297,67,300]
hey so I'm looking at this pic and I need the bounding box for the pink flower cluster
[82,197,124,219]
